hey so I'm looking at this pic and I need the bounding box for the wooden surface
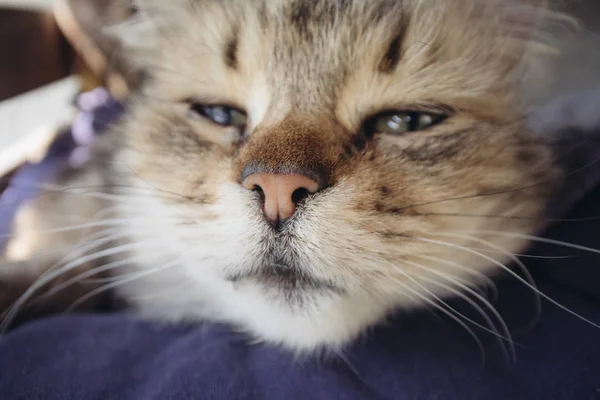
[0,0,54,10]
[0,8,74,101]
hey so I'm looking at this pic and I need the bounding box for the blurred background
[0,0,136,178]
[1,0,73,175]
[0,0,599,178]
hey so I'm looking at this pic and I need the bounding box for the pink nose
[242,173,320,224]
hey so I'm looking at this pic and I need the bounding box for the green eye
[189,103,248,128]
[367,111,446,136]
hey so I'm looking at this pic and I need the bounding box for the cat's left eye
[365,111,446,136]
[188,103,248,128]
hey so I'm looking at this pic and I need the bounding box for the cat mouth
[226,263,342,295]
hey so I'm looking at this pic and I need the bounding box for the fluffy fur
[1,0,571,351]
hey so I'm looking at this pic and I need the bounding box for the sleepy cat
[0,0,576,352]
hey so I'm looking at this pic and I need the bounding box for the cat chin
[218,283,395,352]
[125,268,400,352]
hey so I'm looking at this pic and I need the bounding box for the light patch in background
[0,0,54,11]
[0,77,79,175]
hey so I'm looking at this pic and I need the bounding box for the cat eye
[365,111,446,136]
[188,103,248,128]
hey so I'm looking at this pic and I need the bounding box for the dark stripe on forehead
[287,0,353,37]
[224,28,239,70]
[378,4,410,73]
[379,31,405,73]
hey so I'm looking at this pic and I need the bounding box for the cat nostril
[291,187,310,205]
[252,185,265,202]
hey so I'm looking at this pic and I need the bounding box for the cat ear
[54,0,140,98]
[104,0,159,55]
[102,0,193,76]
[500,0,555,43]
[505,0,577,52]
[491,0,579,105]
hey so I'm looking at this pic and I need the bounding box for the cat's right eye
[187,102,248,129]
[364,110,446,137]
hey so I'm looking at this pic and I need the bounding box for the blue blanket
[0,88,599,399]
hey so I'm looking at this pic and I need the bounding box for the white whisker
[461,246,574,260]
[0,238,149,330]
[405,261,516,361]
[415,236,600,331]
[432,232,542,331]
[387,277,487,365]
[0,220,130,240]
[386,259,513,362]
[411,253,499,301]
[67,259,180,311]
[2,179,191,206]
[461,230,600,256]
[34,257,143,304]
[25,179,196,203]
[0,227,122,270]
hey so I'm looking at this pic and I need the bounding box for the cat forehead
[138,0,528,37]
[139,0,412,104]
[156,0,428,56]
[139,0,532,78]
[133,0,550,122]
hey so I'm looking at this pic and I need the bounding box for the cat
[0,0,573,352]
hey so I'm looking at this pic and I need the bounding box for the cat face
[112,0,563,350]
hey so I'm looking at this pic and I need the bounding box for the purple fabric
[529,87,600,219]
[0,88,123,250]
[0,88,600,399]
[0,232,599,400]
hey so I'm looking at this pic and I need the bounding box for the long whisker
[506,254,574,260]
[0,190,149,211]
[413,243,573,261]
[66,259,180,311]
[405,261,516,360]
[411,254,499,301]
[383,277,487,365]
[460,230,600,256]
[33,257,143,304]
[0,231,127,321]
[385,260,512,362]
[431,232,541,331]
[1,179,206,207]
[0,219,130,240]
[0,237,146,330]
[413,236,600,331]
[393,185,543,213]
[409,212,600,223]
[393,153,600,212]
[0,227,122,270]
[86,270,160,284]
